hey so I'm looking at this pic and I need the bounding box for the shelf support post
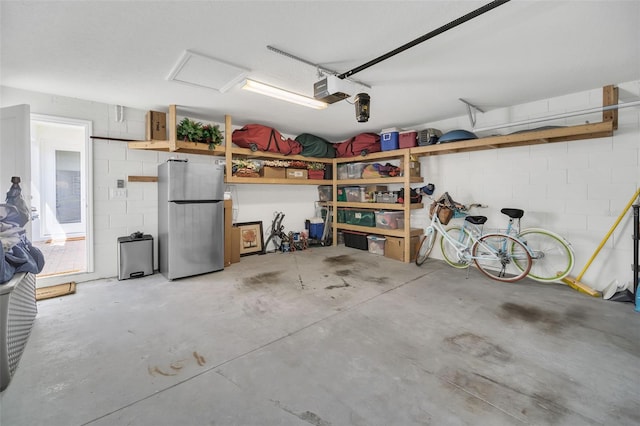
[602,85,618,130]
[169,104,177,151]
[225,115,232,183]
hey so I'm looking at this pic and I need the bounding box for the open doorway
[30,115,93,282]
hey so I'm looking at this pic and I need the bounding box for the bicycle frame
[426,205,510,265]
[451,209,538,259]
[500,214,571,262]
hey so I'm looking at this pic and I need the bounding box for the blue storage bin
[309,218,325,239]
[381,131,399,151]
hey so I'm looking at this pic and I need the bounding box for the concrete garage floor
[1,245,639,426]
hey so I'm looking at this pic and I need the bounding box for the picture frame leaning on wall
[235,221,264,256]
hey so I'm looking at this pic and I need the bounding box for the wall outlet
[110,188,127,199]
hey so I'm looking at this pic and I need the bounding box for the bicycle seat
[500,208,524,219]
[464,215,487,225]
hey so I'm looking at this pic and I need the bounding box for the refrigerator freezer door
[160,201,224,280]
[162,160,224,202]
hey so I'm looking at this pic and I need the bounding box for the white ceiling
[2,1,639,140]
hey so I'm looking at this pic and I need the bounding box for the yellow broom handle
[575,188,640,281]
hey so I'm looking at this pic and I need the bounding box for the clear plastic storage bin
[375,211,405,229]
[317,185,332,201]
[367,235,386,255]
[346,163,365,179]
[345,186,363,202]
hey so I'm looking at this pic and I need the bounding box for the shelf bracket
[459,98,485,127]
[602,85,618,130]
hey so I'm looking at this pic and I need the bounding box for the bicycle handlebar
[420,191,488,212]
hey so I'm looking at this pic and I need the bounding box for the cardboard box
[262,166,286,179]
[145,111,167,140]
[231,227,241,264]
[384,236,420,262]
[286,168,308,179]
[409,161,421,177]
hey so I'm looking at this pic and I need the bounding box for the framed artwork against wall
[235,221,264,256]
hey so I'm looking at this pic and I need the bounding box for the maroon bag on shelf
[232,124,302,155]
[335,132,381,157]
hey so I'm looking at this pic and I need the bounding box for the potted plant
[202,124,223,150]
[177,118,223,150]
[307,162,326,180]
[177,118,203,142]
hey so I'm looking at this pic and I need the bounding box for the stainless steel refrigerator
[158,159,225,280]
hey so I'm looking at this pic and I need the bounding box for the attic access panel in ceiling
[167,50,249,93]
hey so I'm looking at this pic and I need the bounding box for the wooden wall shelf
[225,177,330,185]
[230,147,333,163]
[128,105,225,155]
[128,176,158,183]
[336,223,423,238]
[326,202,424,211]
[409,121,614,157]
[128,139,225,155]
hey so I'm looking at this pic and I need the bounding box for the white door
[0,104,31,238]
[38,129,86,238]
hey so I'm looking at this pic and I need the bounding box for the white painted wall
[2,82,639,291]
[412,80,640,292]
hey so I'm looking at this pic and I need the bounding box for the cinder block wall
[415,80,640,291]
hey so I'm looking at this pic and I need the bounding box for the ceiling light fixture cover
[167,50,248,93]
[242,79,327,110]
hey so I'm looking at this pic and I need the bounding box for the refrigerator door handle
[172,200,222,204]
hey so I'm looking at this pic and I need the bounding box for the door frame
[1,105,31,238]
[31,114,94,279]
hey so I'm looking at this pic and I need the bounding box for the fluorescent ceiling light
[242,79,327,110]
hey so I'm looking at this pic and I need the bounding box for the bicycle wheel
[472,233,532,283]
[514,228,575,282]
[415,228,438,266]
[440,226,469,268]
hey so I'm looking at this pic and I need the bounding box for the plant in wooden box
[177,118,223,150]
[307,162,326,180]
[232,159,261,178]
[202,124,223,150]
[177,118,203,142]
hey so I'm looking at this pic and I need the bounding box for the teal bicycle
[441,206,575,283]
[415,193,533,283]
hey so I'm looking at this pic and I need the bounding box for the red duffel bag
[232,124,302,155]
[335,132,381,157]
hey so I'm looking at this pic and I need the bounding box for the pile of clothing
[1,179,44,284]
